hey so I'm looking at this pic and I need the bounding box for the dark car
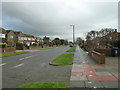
[69,43,73,47]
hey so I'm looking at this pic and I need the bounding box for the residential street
[2,46,72,88]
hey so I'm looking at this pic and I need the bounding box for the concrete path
[70,46,119,88]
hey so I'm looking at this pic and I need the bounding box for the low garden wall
[89,50,105,64]
[94,48,112,56]
[94,48,120,57]
[30,46,41,49]
[2,47,16,53]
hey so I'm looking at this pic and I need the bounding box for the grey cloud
[1,1,118,41]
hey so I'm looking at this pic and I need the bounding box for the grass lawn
[66,46,76,52]
[50,53,74,66]
[18,82,69,88]
[38,47,55,50]
[0,51,30,57]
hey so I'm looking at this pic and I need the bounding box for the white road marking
[12,63,24,68]
[25,56,33,59]
[0,63,6,66]
[19,58,25,60]
[19,55,33,60]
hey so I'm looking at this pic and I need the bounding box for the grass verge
[50,53,74,66]
[18,82,69,88]
[0,51,30,57]
[66,46,76,52]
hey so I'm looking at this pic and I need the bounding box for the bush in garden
[32,43,38,46]
[16,42,24,50]
[0,43,7,48]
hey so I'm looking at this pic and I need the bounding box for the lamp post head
[70,25,74,27]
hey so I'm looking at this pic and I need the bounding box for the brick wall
[94,48,120,57]
[89,50,105,64]
[30,46,41,49]
[2,47,16,53]
[94,48,112,56]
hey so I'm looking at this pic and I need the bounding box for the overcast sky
[1,0,118,41]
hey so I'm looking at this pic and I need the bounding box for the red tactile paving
[83,72,95,76]
[88,76,118,81]
[84,69,96,72]
[73,66,92,69]
[71,72,83,76]
[83,65,91,67]
[83,64,101,67]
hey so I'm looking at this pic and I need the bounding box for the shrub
[16,42,24,46]
[16,42,24,50]
[32,43,38,46]
[0,43,7,48]
[7,45,13,47]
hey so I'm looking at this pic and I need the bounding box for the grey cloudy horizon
[1,0,118,41]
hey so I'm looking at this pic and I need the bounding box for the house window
[32,38,35,40]
[18,37,21,40]
[24,37,27,40]
[21,37,24,40]
[10,35,13,39]
[37,39,39,41]
[0,33,5,38]
[110,37,112,39]
[28,38,31,40]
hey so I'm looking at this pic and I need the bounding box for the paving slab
[111,72,118,78]
[88,76,118,81]
[95,72,113,76]
[71,72,83,76]
[101,81,118,88]
[72,69,84,72]
[70,76,80,81]
[70,81,85,88]
[85,81,104,88]
[95,68,108,72]
[79,76,88,81]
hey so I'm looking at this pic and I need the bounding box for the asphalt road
[2,46,72,88]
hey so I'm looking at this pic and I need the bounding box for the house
[0,27,6,43]
[14,31,26,44]
[6,30,16,46]
[35,36,42,46]
[23,33,35,45]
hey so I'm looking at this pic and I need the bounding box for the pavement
[16,49,40,52]
[2,46,72,88]
[70,46,119,88]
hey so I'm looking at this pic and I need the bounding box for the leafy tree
[53,38,61,46]
[43,36,50,45]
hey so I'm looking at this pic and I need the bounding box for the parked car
[69,43,73,47]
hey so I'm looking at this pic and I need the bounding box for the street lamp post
[70,25,75,45]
